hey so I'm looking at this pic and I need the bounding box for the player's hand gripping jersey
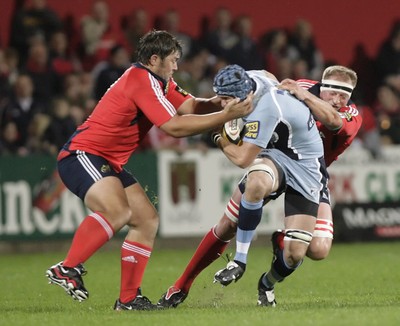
[58,63,192,172]
[296,79,362,166]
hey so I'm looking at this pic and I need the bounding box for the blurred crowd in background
[1,0,400,159]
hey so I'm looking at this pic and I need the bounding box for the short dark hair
[136,30,183,64]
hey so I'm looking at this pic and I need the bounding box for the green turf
[1,241,400,326]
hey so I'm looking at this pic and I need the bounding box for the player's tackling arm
[279,78,343,130]
[160,96,253,137]
[177,96,222,115]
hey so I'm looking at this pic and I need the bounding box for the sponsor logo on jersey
[175,85,189,96]
[310,188,318,197]
[339,111,353,121]
[165,80,170,94]
[270,131,279,143]
[101,164,111,173]
[244,121,260,139]
[308,113,316,130]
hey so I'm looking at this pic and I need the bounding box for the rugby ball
[222,118,245,145]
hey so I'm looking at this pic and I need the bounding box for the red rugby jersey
[297,79,363,167]
[58,64,192,172]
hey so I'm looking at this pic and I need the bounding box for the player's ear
[149,54,159,66]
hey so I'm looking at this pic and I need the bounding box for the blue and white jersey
[243,70,323,160]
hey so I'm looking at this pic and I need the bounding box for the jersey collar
[134,62,168,90]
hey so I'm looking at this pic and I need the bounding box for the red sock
[63,212,114,267]
[175,227,229,293]
[119,241,152,303]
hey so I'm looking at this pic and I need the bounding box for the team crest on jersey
[244,121,260,139]
[271,131,279,143]
[164,80,170,94]
[339,111,353,122]
[101,164,111,173]
[308,113,316,130]
[175,85,189,96]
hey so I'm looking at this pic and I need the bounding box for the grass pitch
[1,241,400,326]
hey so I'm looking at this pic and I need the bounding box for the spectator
[349,43,377,105]
[24,40,58,105]
[0,49,10,99]
[195,48,220,98]
[258,28,296,78]
[79,71,96,115]
[4,47,21,84]
[227,15,263,70]
[79,0,124,70]
[202,7,238,60]
[0,120,28,156]
[0,47,20,99]
[173,46,210,96]
[49,30,82,79]
[122,8,149,61]
[9,0,63,66]
[291,58,309,80]
[25,112,51,153]
[288,19,324,80]
[93,44,130,101]
[375,19,400,85]
[42,97,77,155]
[1,73,47,147]
[374,81,400,145]
[63,72,94,114]
[69,104,87,127]
[63,72,84,104]
[353,99,383,159]
[161,9,194,61]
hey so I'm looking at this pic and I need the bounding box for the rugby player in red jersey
[278,65,362,260]
[45,30,253,311]
[158,65,362,308]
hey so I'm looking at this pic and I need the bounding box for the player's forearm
[303,94,343,130]
[214,138,255,168]
[160,111,229,137]
[193,96,222,114]
[280,79,342,130]
[178,97,221,115]
[220,143,250,168]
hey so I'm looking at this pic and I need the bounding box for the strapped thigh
[237,157,285,200]
[247,159,277,189]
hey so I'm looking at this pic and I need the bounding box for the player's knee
[285,249,306,267]
[147,211,160,227]
[306,237,332,261]
[284,229,313,266]
[146,212,160,235]
[245,174,270,201]
[284,244,308,266]
[126,209,159,235]
[105,206,133,229]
